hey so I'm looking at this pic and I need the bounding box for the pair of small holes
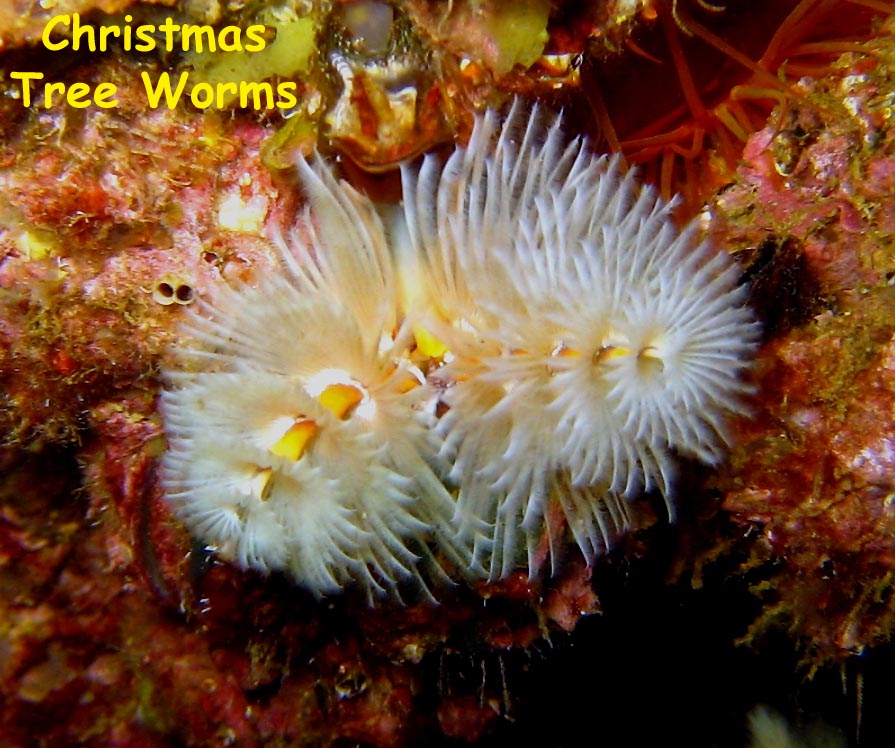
[153,278,195,305]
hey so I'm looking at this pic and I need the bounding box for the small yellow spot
[270,419,318,460]
[552,345,581,359]
[318,383,364,419]
[396,372,422,394]
[637,346,665,377]
[247,466,274,500]
[413,324,448,358]
[593,346,631,364]
[18,229,58,261]
[546,343,580,375]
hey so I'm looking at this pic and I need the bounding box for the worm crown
[161,101,759,598]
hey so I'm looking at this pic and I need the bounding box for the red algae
[710,15,895,665]
[722,302,895,660]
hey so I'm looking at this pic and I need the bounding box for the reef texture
[3,0,895,745]
[2,411,603,746]
[710,15,895,664]
[0,25,609,745]
[0,52,293,446]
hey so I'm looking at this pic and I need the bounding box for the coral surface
[710,16,895,664]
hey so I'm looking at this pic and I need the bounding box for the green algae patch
[488,0,550,74]
[261,113,318,170]
[189,14,317,107]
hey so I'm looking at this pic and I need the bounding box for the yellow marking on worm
[247,466,274,500]
[555,347,581,358]
[637,346,665,376]
[318,383,364,419]
[413,324,448,358]
[593,345,632,364]
[270,419,319,460]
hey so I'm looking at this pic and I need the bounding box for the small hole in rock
[175,284,195,304]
